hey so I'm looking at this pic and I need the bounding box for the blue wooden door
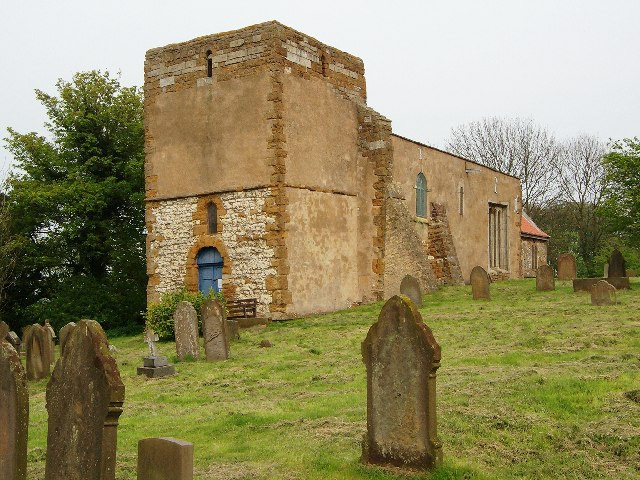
[197,247,223,294]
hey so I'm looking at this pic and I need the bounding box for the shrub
[145,288,224,340]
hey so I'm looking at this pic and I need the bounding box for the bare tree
[446,117,562,214]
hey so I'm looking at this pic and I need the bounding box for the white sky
[1,0,639,180]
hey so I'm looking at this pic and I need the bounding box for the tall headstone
[604,263,609,277]
[557,253,577,280]
[608,247,626,278]
[201,299,229,361]
[173,301,199,360]
[470,266,491,300]
[591,280,617,306]
[536,264,555,291]
[43,320,56,367]
[59,322,77,357]
[400,274,423,307]
[137,437,194,480]
[45,320,125,480]
[362,295,442,470]
[24,324,50,381]
[0,339,29,480]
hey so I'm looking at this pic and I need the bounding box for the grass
[24,279,640,479]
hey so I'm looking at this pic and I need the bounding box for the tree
[3,71,145,331]
[600,137,640,248]
[446,117,562,215]
[0,185,19,312]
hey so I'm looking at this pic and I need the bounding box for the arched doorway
[197,247,223,294]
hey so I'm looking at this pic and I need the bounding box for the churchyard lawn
[25,279,639,479]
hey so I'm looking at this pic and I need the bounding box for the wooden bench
[226,298,257,319]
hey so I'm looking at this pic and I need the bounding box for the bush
[145,288,224,340]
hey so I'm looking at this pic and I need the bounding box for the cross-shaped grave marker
[144,329,159,357]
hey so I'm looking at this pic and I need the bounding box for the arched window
[206,50,213,78]
[208,203,217,234]
[416,173,427,217]
[197,247,223,294]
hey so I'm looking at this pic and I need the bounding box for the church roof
[521,211,550,239]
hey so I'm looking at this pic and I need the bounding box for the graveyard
[14,278,640,479]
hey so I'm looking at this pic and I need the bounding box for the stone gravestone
[536,264,555,291]
[400,274,423,307]
[6,331,21,352]
[23,324,50,381]
[137,437,194,480]
[201,299,229,361]
[0,338,29,480]
[227,319,240,341]
[137,329,175,378]
[470,266,490,300]
[59,321,77,357]
[591,280,617,306]
[557,253,577,280]
[603,263,609,277]
[43,320,56,367]
[608,247,626,278]
[362,295,442,470]
[45,320,124,480]
[0,321,9,344]
[174,301,199,360]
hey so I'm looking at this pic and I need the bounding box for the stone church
[144,21,523,319]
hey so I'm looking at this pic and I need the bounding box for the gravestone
[137,437,193,480]
[400,274,423,307]
[0,339,29,480]
[201,299,229,361]
[174,301,199,360]
[43,320,56,367]
[23,324,50,381]
[227,319,240,341]
[608,248,626,278]
[470,266,490,300]
[557,253,577,280]
[536,264,555,291]
[0,320,9,341]
[137,329,175,378]
[59,322,77,357]
[6,331,21,352]
[45,320,124,480]
[591,280,617,306]
[604,263,609,277]
[362,295,442,470]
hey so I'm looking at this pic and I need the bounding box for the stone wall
[427,203,464,285]
[521,237,548,278]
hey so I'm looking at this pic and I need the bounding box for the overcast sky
[1,0,639,180]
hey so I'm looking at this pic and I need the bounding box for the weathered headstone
[0,339,29,480]
[0,320,9,341]
[591,280,617,306]
[227,319,240,341]
[6,331,21,352]
[201,299,229,361]
[608,247,626,278]
[557,253,577,280]
[59,321,77,357]
[43,320,56,367]
[137,329,175,378]
[173,301,199,360]
[362,295,442,470]
[23,324,50,381]
[45,320,124,480]
[137,437,193,480]
[604,263,609,277]
[400,274,423,307]
[470,266,490,300]
[536,264,555,291]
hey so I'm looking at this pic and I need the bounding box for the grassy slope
[25,279,640,479]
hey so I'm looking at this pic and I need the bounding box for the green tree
[3,70,145,331]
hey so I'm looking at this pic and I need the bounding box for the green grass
[25,279,640,479]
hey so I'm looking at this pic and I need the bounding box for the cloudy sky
[1,0,639,180]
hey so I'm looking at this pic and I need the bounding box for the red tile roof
[521,212,550,239]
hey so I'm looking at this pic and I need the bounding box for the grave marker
[470,266,490,300]
[557,253,577,280]
[608,247,626,278]
[201,299,229,361]
[174,301,199,360]
[536,264,555,291]
[24,324,50,381]
[43,320,56,367]
[591,280,617,306]
[137,437,194,480]
[400,274,423,307]
[59,322,77,357]
[137,329,175,378]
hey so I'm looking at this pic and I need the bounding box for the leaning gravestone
[608,247,626,278]
[400,274,423,307]
[470,266,491,300]
[174,301,199,360]
[201,299,229,361]
[536,264,555,291]
[137,437,194,480]
[557,253,577,280]
[591,280,617,306]
[58,321,77,357]
[362,295,442,470]
[45,320,124,480]
[24,324,50,381]
[0,338,29,480]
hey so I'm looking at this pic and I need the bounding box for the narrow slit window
[208,203,217,234]
[416,173,427,218]
[206,50,213,78]
[459,186,464,215]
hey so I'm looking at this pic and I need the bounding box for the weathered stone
[608,247,626,278]
[573,277,630,292]
[470,266,490,300]
[362,295,442,470]
[58,322,77,357]
[604,263,609,277]
[259,339,273,348]
[400,274,422,307]
[201,299,229,361]
[137,365,176,378]
[6,331,21,352]
[43,320,56,367]
[174,301,199,360]
[535,264,555,291]
[557,253,577,280]
[227,319,240,340]
[591,280,617,306]
[138,329,175,378]
[137,437,194,480]
[45,320,125,480]
[23,324,50,381]
[0,320,9,341]
[0,340,29,480]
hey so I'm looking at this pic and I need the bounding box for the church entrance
[197,247,223,294]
